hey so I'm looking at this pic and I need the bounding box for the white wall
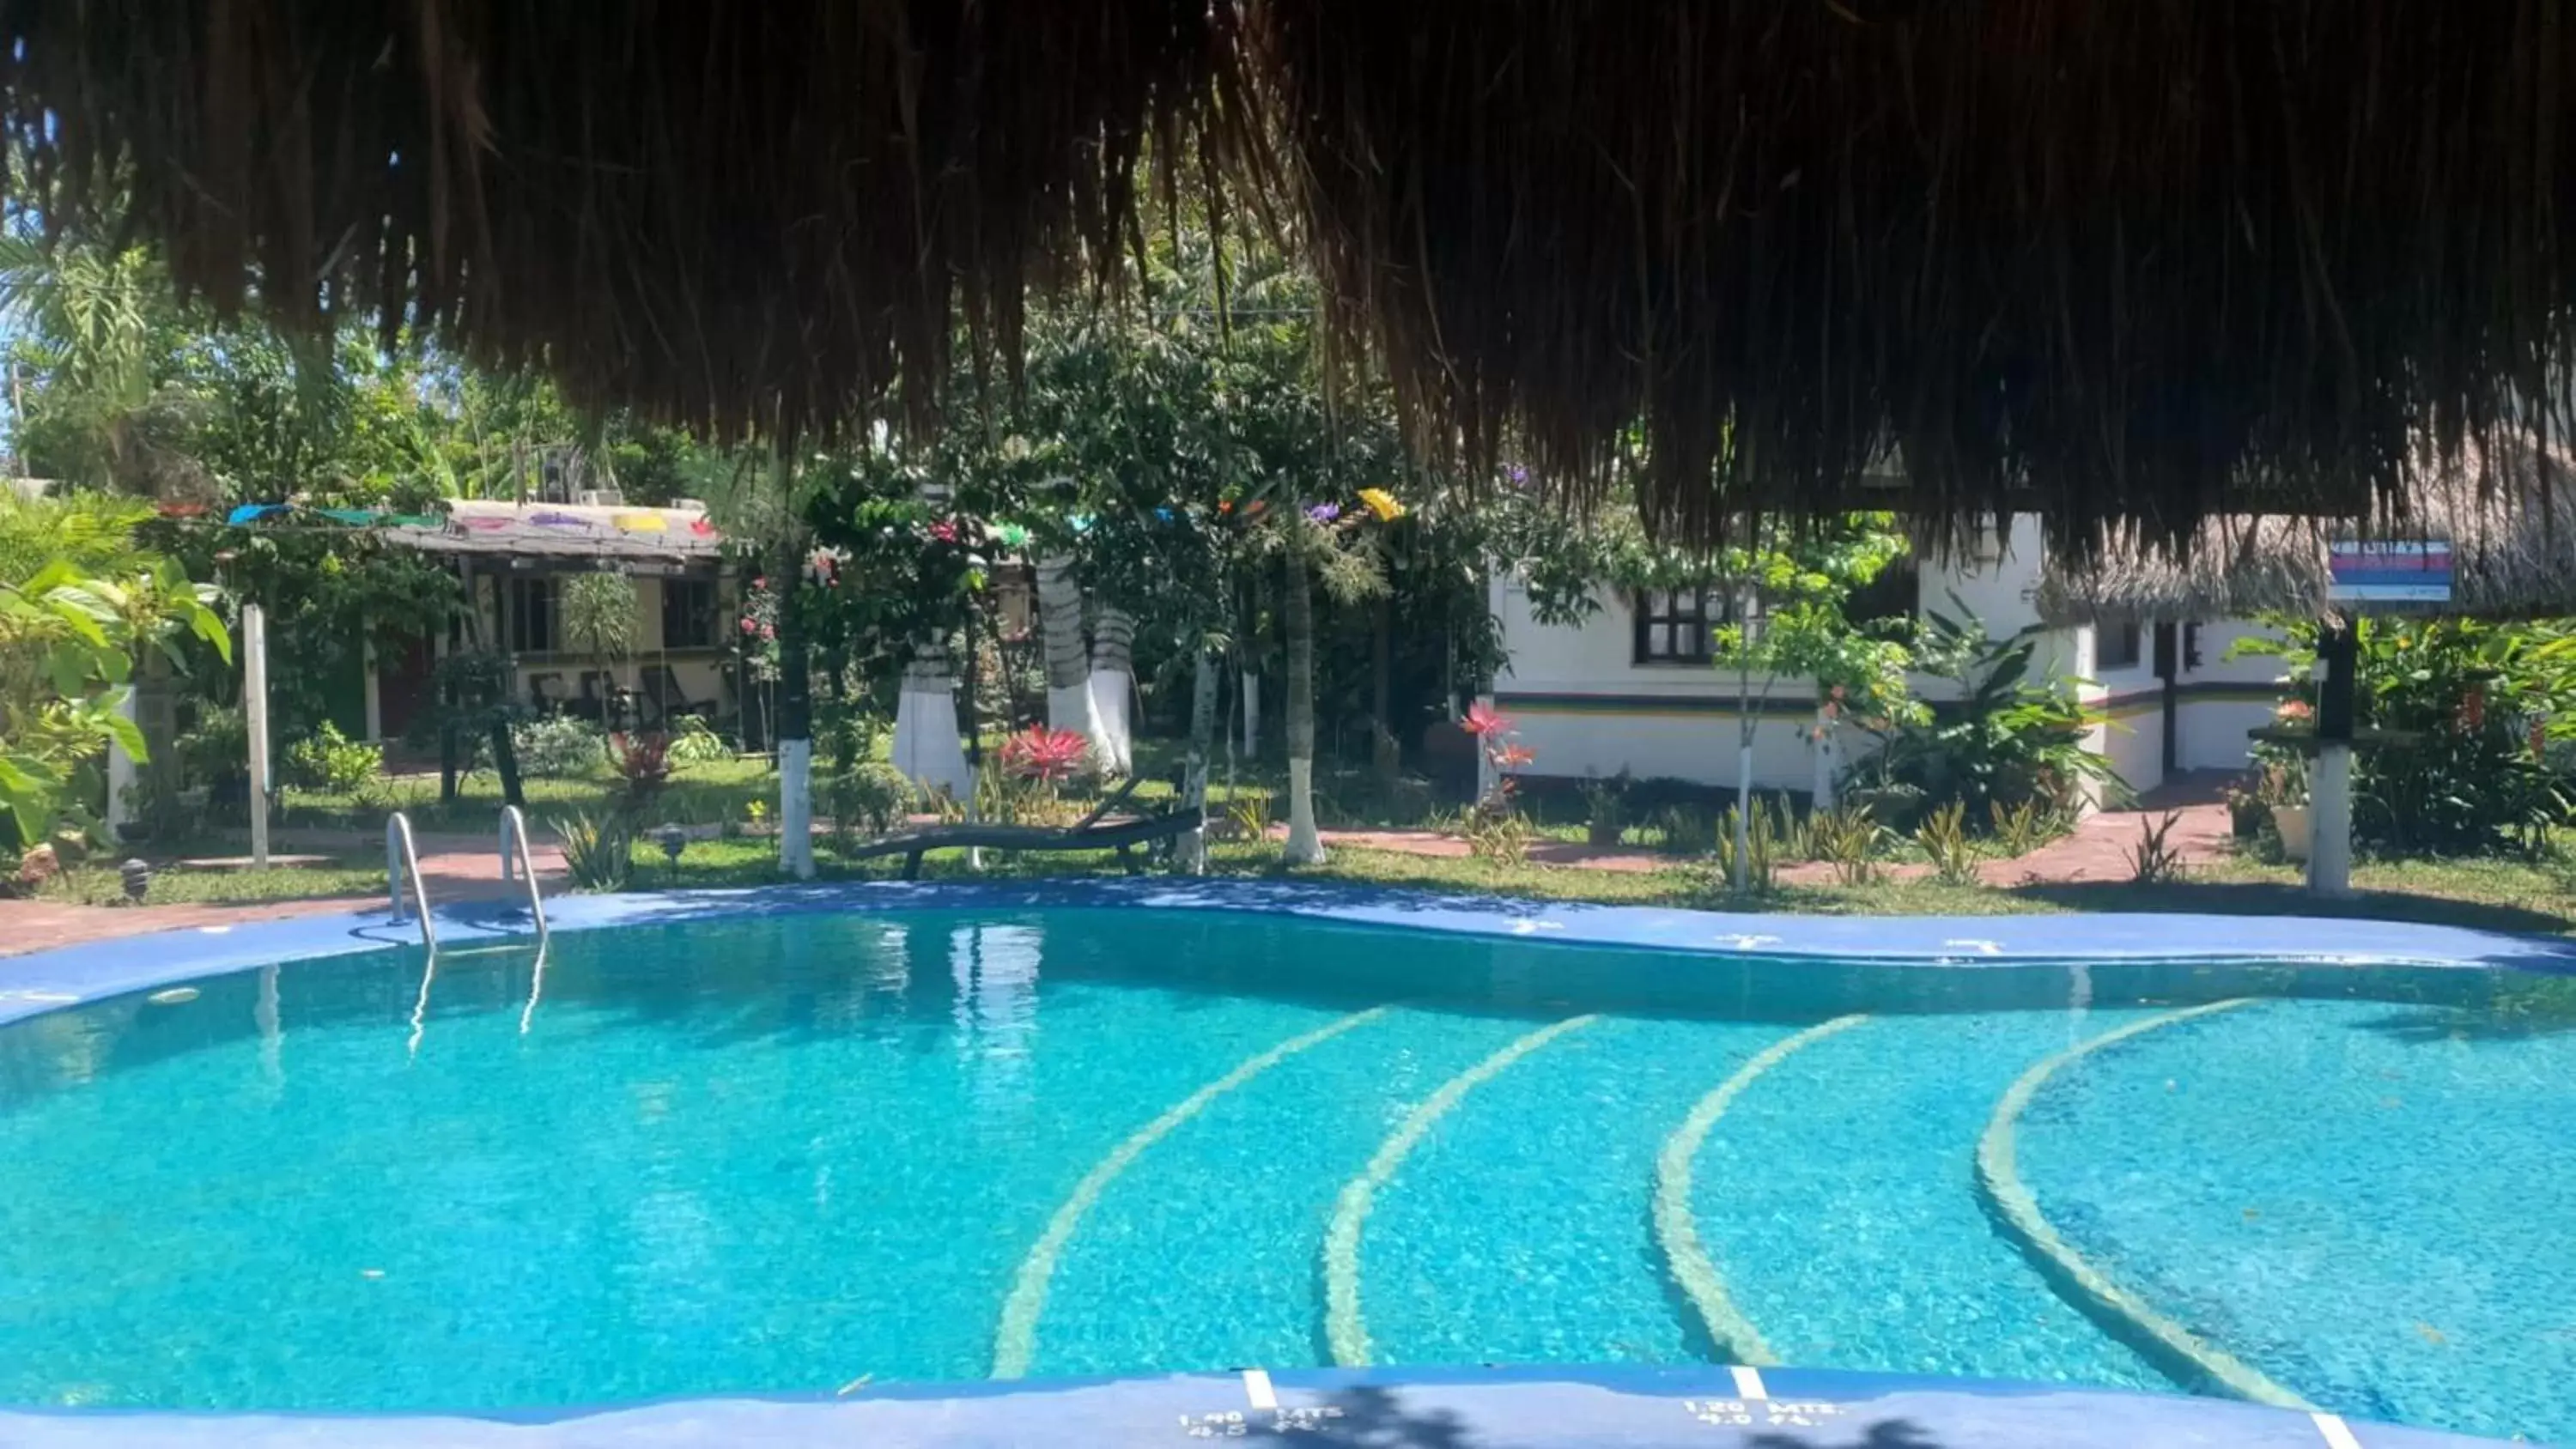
[1489,576,1835,791]
[1490,515,2306,803]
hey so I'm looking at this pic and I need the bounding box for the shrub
[827,761,914,841]
[283,721,383,795]
[1809,803,1887,884]
[2129,811,2189,883]
[1712,797,1785,891]
[606,731,673,819]
[2240,617,2575,855]
[1915,801,1980,887]
[1654,803,1716,854]
[512,715,606,778]
[1989,797,2057,858]
[1853,603,2116,828]
[1579,771,1631,846]
[1462,809,1534,865]
[553,811,631,891]
[664,712,732,767]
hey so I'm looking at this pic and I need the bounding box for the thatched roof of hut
[2034,450,2576,623]
[10,3,2576,557]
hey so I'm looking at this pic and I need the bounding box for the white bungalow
[1485,515,2288,806]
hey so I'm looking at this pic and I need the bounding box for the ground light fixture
[118,858,151,904]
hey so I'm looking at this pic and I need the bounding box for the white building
[1487,516,2286,804]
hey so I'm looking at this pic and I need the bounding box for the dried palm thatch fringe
[2033,446,2576,622]
[1250,0,2576,556]
[0,0,1241,446]
[10,3,2576,561]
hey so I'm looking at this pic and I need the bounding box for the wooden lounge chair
[840,777,1202,880]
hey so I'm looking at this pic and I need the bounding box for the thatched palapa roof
[2033,451,2576,623]
[10,3,2576,557]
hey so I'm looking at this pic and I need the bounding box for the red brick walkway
[0,832,565,958]
[1288,773,2240,887]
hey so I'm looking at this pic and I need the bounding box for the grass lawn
[46,740,2576,937]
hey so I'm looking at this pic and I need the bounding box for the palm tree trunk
[1284,556,1325,864]
[1036,554,1103,767]
[1086,603,1137,774]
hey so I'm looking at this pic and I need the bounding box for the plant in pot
[2256,718,2314,862]
[1579,770,1631,846]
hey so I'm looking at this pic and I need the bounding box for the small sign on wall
[2327,539,2453,605]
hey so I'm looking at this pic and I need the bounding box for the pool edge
[7,877,2575,1033]
[0,1363,2524,1446]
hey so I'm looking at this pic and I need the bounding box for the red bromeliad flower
[2459,683,2488,731]
[1492,743,1536,770]
[1463,700,1516,737]
[1000,725,1090,784]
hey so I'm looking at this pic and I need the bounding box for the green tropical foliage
[2237,617,2576,855]
[1852,603,2112,829]
[0,494,228,849]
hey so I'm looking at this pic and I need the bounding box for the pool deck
[0,1364,2518,1447]
[8,876,2576,1026]
[3,880,2566,1447]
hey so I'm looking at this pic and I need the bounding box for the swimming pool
[3,886,2571,1445]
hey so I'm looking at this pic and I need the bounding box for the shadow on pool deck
[2001,879,2573,937]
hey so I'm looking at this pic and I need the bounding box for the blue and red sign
[2328,539,2453,605]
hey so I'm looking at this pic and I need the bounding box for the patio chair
[526,672,569,716]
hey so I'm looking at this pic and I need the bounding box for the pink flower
[739,616,759,634]
[1492,743,1536,770]
[929,519,961,543]
[2276,699,2315,724]
[1464,700,1516,737]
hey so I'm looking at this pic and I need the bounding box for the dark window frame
[507,575,558,654]
[2097,619,2143,672]
[661,577,719,649]
[1631,586,1751,665]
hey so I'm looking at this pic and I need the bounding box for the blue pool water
[1,907,2570,1441]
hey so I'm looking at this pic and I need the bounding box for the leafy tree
[0,494,228,852]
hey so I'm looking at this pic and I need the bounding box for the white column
[778,737,815,879]
[2308,741,2354,898]
[244,603,271,869]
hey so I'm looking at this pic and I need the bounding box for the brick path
[1288,773,2241,887]
[0,831,564,958]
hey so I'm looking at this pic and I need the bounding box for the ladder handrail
[384,812,436,951]
[498,805,550,947]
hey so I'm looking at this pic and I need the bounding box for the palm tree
[0,233,210,500]
[1036,551,1105,769]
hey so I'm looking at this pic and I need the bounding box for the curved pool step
[1998,995,2576,1443]
[1975,998,2309,1408]
[1322,1013,1601,1366]
[1651,1015,1868,1366]
[1665,1012,2170,1391]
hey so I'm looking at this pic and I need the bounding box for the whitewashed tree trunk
[2310,740,2354,898]
[1036,554,1104,767]
[1283,558,1325,864]
[1086,604,1136,775]
[1732,737,1756,894]
[892,636,975,805]
[1178,648,1219,873]
[1240,671,1261,757]
[778,737,815,878]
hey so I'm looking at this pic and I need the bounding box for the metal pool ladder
[385,811,436,950]
[498,805,550,949]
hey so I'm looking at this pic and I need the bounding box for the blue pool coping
[3,879,2568,1446]
[0,1363,2518,1447]
[8,876,2576,1031]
